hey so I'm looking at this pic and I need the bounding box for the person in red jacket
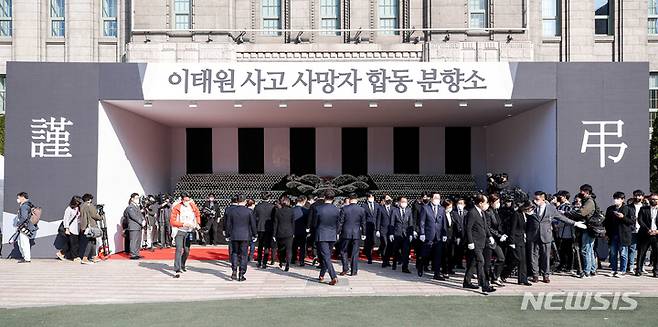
[170,192,201,278]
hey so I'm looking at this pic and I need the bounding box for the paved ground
[1,253,657,309]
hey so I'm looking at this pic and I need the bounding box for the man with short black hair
[124,193,145,260]
[604,191,634,277]
[361,192,381,264]
[313,190,340,285]
[627,190,646,274]
[635,193,658,277]
[14,192,35,263]
[337,193,366,276]
[225,194,257,281]
[463,194,495,293]
[254,192,275,269]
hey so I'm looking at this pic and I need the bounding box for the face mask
[16,198,21,204]
[493,202,500,209]
[614,199,623,206]
[432,199,441,206]
[422,199,430,204]
[400,202,408,209]
[446,207,453,213]
[385,200,392,205]
[481,203,490,211]
[367,198,374,203]
[457,204,465,211]
[650,200,658,207]
[209,198,215,202]
[132,198,140,205]
[525,210,534,215]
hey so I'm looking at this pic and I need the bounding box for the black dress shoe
[284,265,290,272]
[482,286,496,293]
[339,271,348,276]
[402,268,411,274]
[367,260,373,264]
[350,272,358,276]
[417,270,423,277]
[382,263,391,268]
[173,272,181,279]
[531,276,539,283]
[129,256,141,260]
[519,281,532,286]
[433,275,446,281]
[463,283,478,289]
[238,275,246,282]
[653,272,658,278]
[231,272,237,280]
[392,265,397,270]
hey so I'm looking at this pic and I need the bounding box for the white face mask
[16,198,21,204]
[432,199,441,206]
[493,202,500,209]
[457,204,465,211]
[132,198,140,205]
[481,203,490,211]
[367,198,374,203]
[446,207,453,213]
[614,198,623,206]
[400,202,408,209]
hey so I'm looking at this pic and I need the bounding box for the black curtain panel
[445,127,471,174]
[186,128,213,174]
[394,127,420,174]
[238,128,264,174]
[290,128,316,175]
[342,127,368,175]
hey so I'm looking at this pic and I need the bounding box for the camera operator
[157,195,173,248]
[141,195,157,250]
[201,193,221,246]
[79,193,103,264]
[486,173,510,195]
[124,193,145,260]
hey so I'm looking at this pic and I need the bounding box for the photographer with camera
[124,193,145,260]
[141,195,158,250]
[157,195,173,248]
[201,193,221,246]
[79,193,103,264]
[170,192,201,278]
[486,173,510,195]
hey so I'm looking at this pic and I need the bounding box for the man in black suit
[635,193,658,277]
[222,196,239,257]
[441,199,461,277]
[362,192,381,264]
[378,195,394,268]
[273,196,295,271]
[225,195,257,281]
[389,196,415,273]
[200,194,221,245]
[338,193,366,276]
[307,195,324,267]
[501,201,533,285]
[254,192,275,269]
[418,192,448,280]
[291,195,309,266]
[313,190,341,285]
[604,191,635,277]
[463,194,496,293]
[452,198,468,270]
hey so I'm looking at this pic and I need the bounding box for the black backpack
[585,199,606,238]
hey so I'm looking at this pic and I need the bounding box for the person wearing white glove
[500,201,533,286]
[462,194,496,293]
[336,194,366,276]
[527,191,583,284]
[378,195,395,268]
[389,196,414,273]
[417,192,448,280]
[361,192,380,264]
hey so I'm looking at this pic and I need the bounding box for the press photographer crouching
[170,192,201,278]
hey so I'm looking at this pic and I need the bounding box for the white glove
[226,237,231,242]
[442,236,448,242]
[409,235,413,242]
[376,231,381,238]
[336,234,340,240]
[305,228,310,233]
[389,235,395,242]
[420,235,426,242]
[456,238,461,245]
[467,243,475,250]
[141,221,146,227]
[509,243,516,249]
[361,235,366,241]
[574,221,587,229]
[273,237,277,242]
[413,231,418,238]
[489,237,495,245]
[252,237,258,243]
[500,234,508,242]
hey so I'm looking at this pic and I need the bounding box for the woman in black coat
[273,196,295,271]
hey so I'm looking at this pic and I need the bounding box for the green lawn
[0,296,654,327]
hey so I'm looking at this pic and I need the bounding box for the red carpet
[108,246,416,261]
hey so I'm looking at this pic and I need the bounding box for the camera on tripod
[96,204,105,216]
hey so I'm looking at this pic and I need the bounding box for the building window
[0,0,11,37]
[320,0,340,36]
[594,0,611,35]
[50,0,65,37]
[174,0,191,30]
[650,0,658,35]
[378,0,399,35]
[262,0,281,36]
[0,75,5,114]
[542,0,559,37]
[469,0,487,29]
[102,0,117,37]
[649,73,658,110]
